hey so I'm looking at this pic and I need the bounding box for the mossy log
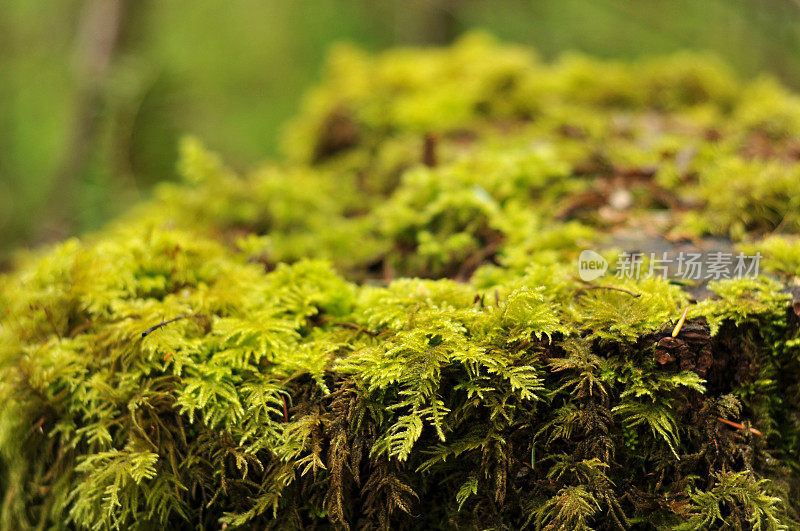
[2,33,800,529]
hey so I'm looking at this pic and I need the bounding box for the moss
[740,235,800,278]
[2,34,800,529]
[679,157,800,239]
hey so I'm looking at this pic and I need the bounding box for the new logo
[578,250,608,281]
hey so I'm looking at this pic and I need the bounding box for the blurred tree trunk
[38,0,128,242]
[393,0,459,45]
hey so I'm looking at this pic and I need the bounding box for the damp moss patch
[2,34,800,529]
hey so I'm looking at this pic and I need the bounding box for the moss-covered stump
[2,33,800,529]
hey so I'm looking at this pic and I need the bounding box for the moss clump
[2,33,800,529]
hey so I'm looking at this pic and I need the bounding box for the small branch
[580,286,641,297]
[717,417,762,436]
[141,314,202,338]
[573,277,641,298]
[281,395,289,422]
[573,278,641,298]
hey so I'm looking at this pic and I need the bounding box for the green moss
[679,157,800,239]
[692,277,791,335]
[740,235,800,278]
[2,34,800,529]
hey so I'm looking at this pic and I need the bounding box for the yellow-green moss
[2,34,800,529]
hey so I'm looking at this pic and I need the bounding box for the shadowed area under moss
[2,34,800,529]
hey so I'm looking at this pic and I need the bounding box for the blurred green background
[3,0,800,259]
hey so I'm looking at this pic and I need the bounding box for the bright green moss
[678,157,800,240]
[692,277,791,335]
[2,34,800,529]
[741,235,800,278]
[735,77,800,139]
